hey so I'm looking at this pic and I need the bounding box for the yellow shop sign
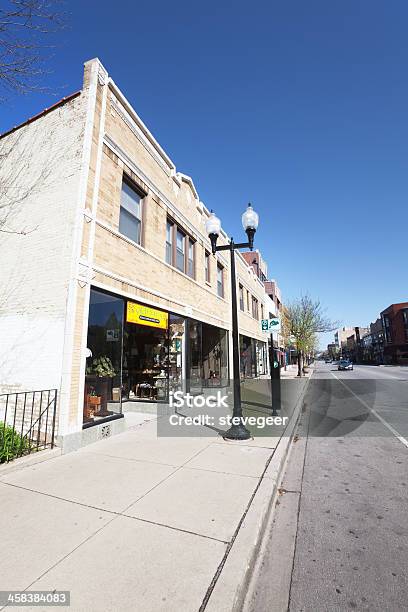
[126,302,168,329]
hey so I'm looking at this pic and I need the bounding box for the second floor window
[187,239,194,278]
[402,309,408,341]
[119,178,142,244]
[217,264,224,298]
[166,221,173,264]
[239,285,244,311]
[383,315,392,343]
[205,251,210,283]
[252,297,259,320]
[166,218,195,278]
[176,228,185,272]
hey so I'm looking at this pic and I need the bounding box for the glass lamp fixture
[205,210,222,254]
[241,203,259,250]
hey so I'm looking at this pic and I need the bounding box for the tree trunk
[297,351,302,377]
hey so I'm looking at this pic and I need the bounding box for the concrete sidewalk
[0,370,311,612]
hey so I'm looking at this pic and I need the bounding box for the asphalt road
[244,361,408,612]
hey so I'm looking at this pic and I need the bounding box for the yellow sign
[126,301,168,330]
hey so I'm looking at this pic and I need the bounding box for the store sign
[127,302,168,329]
[261,318,281,333]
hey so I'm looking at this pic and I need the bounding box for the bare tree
[283,295,338,377]
[0,129,52,234]
[0,0,64,99]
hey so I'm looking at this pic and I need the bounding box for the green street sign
[261,318,281,333]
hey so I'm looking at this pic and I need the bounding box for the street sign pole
[270,331,281,417]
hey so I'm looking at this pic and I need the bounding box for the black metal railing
[0,389,58,463]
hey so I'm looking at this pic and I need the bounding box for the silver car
[338,359,353,371]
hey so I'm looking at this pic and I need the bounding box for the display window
[84,288,230,425]
[84,289,124,426]
[240,335,257,379]
[188,320,229,390]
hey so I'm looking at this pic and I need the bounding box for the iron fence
[0,389,58,463]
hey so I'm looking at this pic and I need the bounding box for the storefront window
[202,324,228,387]
[84,289,124,425]
[256,340,267,375]
[122,302,169,402]
[189,319,202,392]
[169,315,185,393]
[188,320,229,389]
[240,335,257,379]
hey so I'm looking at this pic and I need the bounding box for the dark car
[338,359,353,371]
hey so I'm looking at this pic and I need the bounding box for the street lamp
[206,203,259,441]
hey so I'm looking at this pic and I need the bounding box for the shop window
[169,315,185,393]
[239,284,244,311]
[240,335,257,378]
[188,320,229,389]
[119,177,143,244]
[217,263,224,298]
[84,289,124,426]
[205,251,210,283]
[122,301,170,402]
[256,340,267,375]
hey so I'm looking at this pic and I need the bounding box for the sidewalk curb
[204,373,312,612]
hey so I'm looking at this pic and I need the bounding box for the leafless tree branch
[0,0,65,98]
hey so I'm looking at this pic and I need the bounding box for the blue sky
[2,0,407,348]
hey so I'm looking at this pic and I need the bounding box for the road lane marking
[330,371,408,449]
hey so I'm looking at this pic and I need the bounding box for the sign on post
[261,318,281,333]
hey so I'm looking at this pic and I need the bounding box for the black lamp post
[205,204,259,441]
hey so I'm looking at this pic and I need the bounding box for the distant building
[380,303,408,364]
[241,250,268,283]
[361,318,385,364]
[327,343,338,359]
[334,327,355,351]
[343,327,369,362]
[264,279,282,315]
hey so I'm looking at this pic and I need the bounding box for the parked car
[338,359,353,371]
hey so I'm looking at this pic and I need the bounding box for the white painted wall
[0,94,86,398]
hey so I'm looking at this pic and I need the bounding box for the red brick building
[380,303,408,364]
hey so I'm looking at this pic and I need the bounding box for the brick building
[0,58,271,450]
[380,303,408,364]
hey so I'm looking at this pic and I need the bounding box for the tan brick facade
[1,57,273,443]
